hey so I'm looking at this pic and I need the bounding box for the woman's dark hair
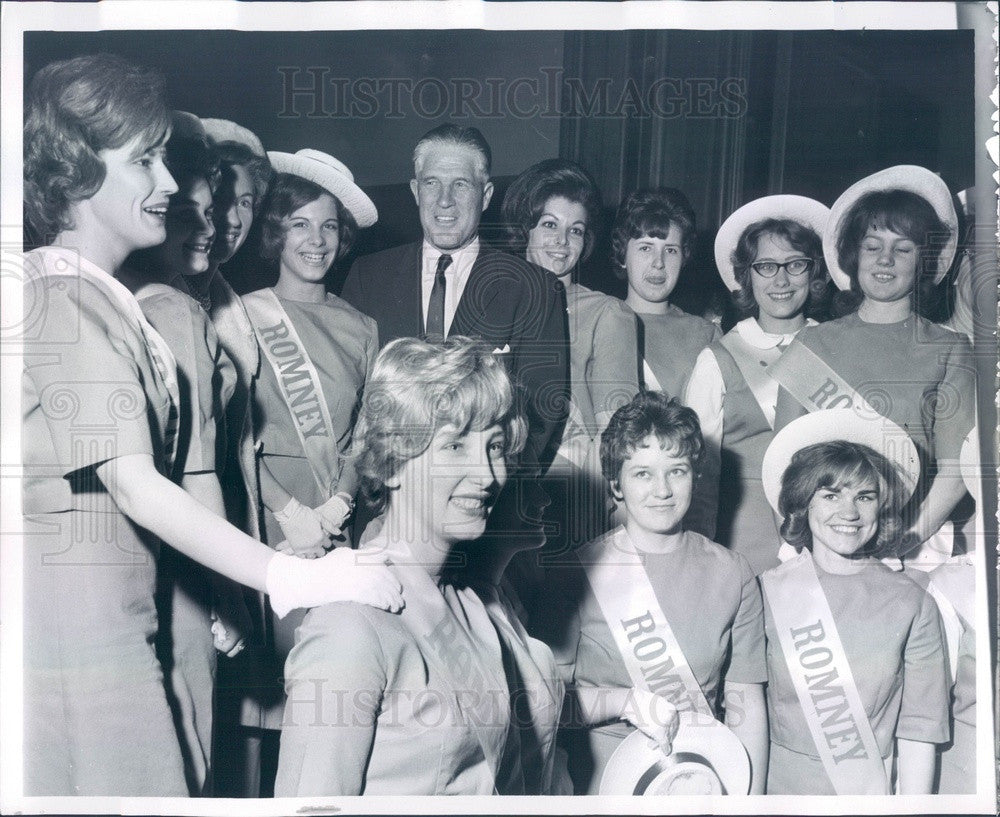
[611,188,696,280]
[501,158,602,264]
[214,141,273,214]
[24,53,172,241]
[730,218,829,319]
[600,391,703,485]
[833,188,951,317]
[260,173,357,262]
[778,440,907,558]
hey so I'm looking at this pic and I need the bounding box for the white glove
[315,492,354,535]
[273,497,328,555]
[265,547,404,619]
[621,688,679,753]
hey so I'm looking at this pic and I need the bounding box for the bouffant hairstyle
[352,336,527,513]
[260,173,357,262]
[730,218,828,318]
[24,53,172,241]
[600,391,703,487]
[501,158,602,263]
[834,188,951,316]
[778,440,907,558]
[413,123,492,183]
[214,141,273,215]
[611,187,697,279]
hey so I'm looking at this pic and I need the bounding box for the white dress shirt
[420,238,480,336]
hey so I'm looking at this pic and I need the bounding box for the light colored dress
[684,318,816,574]
[245,289,378,729]
[275,558,511,795]
[124,274,236,795]
[774,312,976,554]
[635,302,721,398]
[761,557,950,794]
[553,527,766,794]
[21,247,187,795]
[548,282,639,551]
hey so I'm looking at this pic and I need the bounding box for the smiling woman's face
[391,423,507,550]
[161,174,215,277]
[526,195,588,279]
[277,193,340,286]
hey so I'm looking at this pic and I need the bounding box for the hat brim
[268,151,378,228]
[201,118,267,159]
[714,195,831,292]
[823,165,958,290]
[761,409,920,513]
[600,719,750,796]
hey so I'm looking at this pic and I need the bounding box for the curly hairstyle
[214,141,272,215]
[600,391,703,486]
[778,440,907,558]
[352,336,527,513]
[500,158,602,264]
[730,218,829,319]
[833,188,951,317]
[259,172,358,263]
[611,187,696,279]
[24,53,172,242]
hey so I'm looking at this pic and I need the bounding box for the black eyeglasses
[749,258,815,278]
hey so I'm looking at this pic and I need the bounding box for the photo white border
[1,2,996,815]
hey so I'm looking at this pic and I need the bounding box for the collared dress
[21,247,188,796]
[761,556,950,794]
[244,289,378,729]
[275,559,511,795]
[684,317,816,574]
[550,527,766,794]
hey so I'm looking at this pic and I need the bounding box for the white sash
[761,554,888,794]
[768,340,880,420]
[577,528,714,721]
[719,332,779,430]
[641,359,663,393]
[27,247,181,472]
[242,289,341,496]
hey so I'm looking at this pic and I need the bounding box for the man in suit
[341,124,569,478]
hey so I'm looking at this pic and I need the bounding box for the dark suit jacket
[342,241,569,476]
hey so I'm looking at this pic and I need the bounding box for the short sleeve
[24,277,159,474]
[895,590,950,744]
[725,556,767,684]
[275,603,387,795]
[588,300,639,424]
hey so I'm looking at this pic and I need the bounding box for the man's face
[410,142,493,251]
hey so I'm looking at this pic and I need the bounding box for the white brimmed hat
[267,149,378,228]
[823,165,958,290]
[714,195,831,292]
[600,719,750,796]
[761,409,920,514]
[201,118,266,159]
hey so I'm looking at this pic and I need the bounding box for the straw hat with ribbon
[201,117,267,159]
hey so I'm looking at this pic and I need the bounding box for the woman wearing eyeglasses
[684,196,831,574]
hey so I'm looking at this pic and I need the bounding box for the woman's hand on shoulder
[266,546,404,618]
